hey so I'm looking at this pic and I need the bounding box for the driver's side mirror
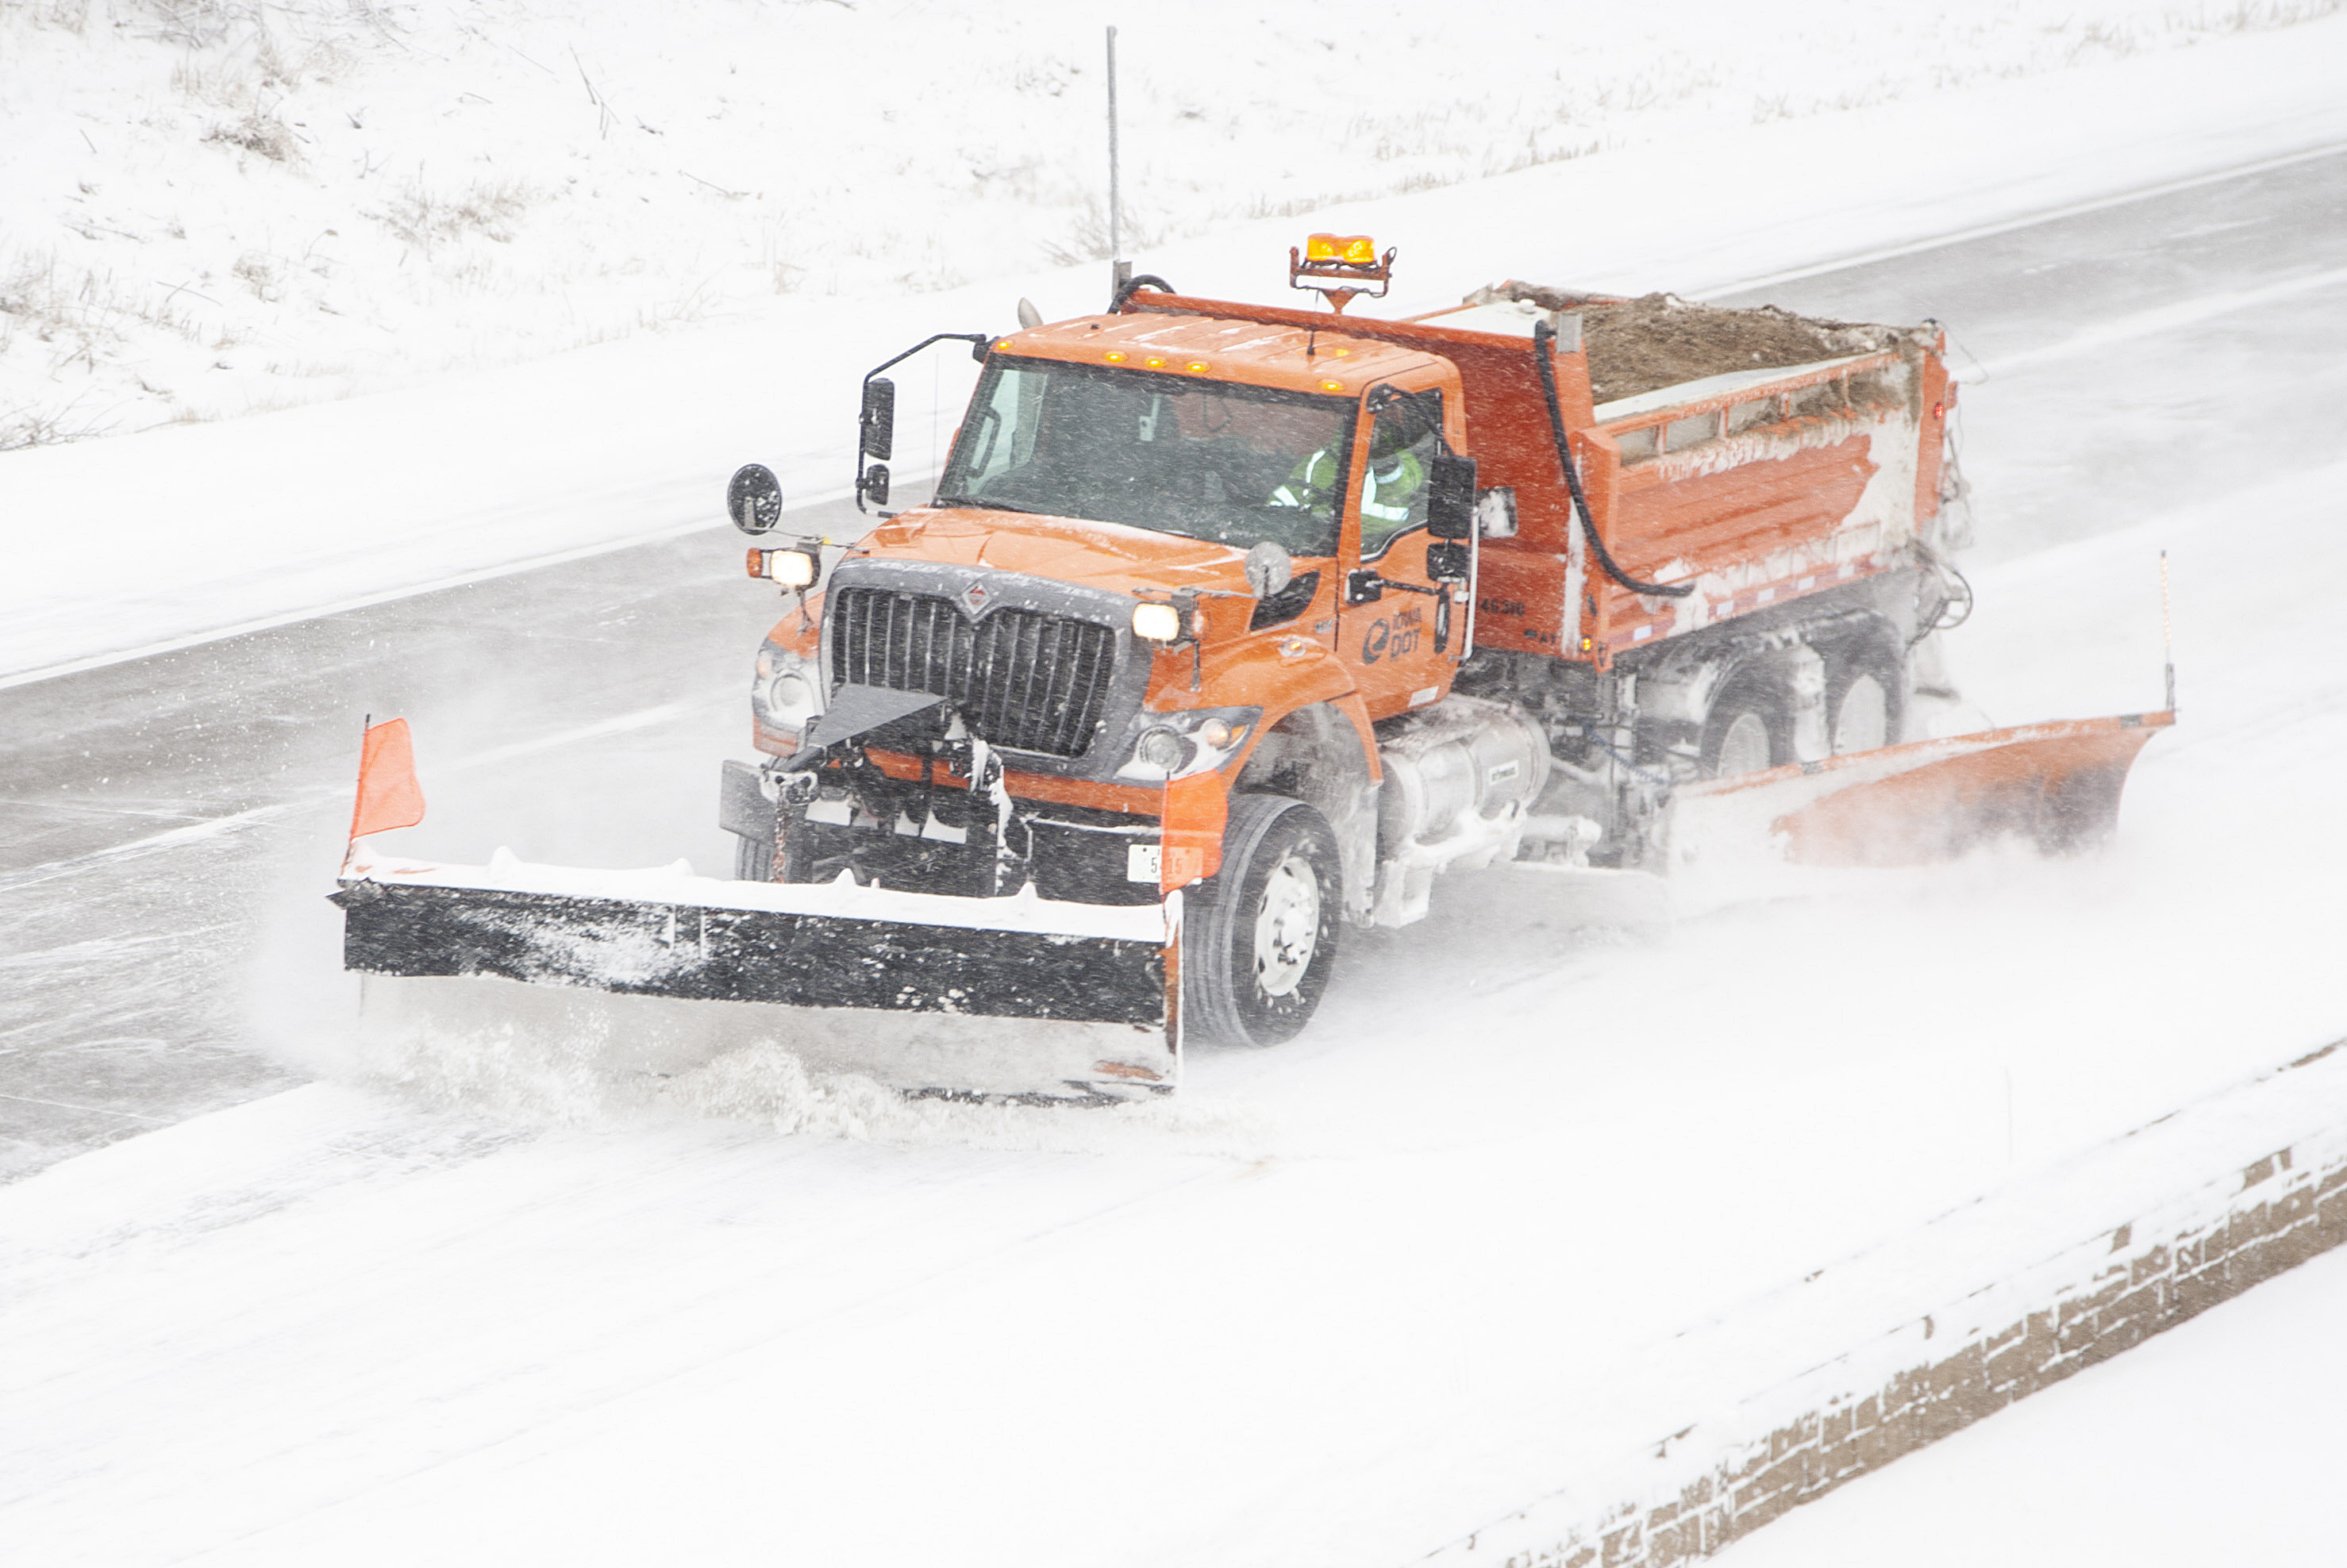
[860,378,895,460]
[1426,453,1477,540]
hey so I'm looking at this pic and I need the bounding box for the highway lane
[3,147,2345,1178]
[0,494,862,1178]
[1713,145,2347,565]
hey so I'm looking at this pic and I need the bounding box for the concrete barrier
[1430,1037,2347,1568]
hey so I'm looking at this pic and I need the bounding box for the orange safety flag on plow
[348,717,426,843]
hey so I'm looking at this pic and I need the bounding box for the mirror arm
[1347,567,1441,604]
[861,332,994,383]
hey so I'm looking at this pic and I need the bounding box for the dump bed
[1126,285,1953,671]
[1416,284,1951,667]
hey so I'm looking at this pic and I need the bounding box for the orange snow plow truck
[335,240,2171,1101]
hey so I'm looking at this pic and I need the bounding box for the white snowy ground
[1713,1237,2347,1566]
[8,8,2347,685]
[7,12,2347,1567]
[3,0,2336,445]
[1,421,2341,1563]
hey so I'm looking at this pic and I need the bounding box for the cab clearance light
[1145,356,1167,369]
[1185,361,1210,374]
[1103,350,1126,362]
[1320,379,1345,393]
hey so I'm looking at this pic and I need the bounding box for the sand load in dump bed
[1467,280,1922,405]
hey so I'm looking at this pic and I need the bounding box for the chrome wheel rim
[1252,851,1321,998]
[1715,710,1772,776]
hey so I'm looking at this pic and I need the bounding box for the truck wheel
[1823,641,1906,755]
[732,832,775,882]
[1700,677,1791,778]
[1183,794,1342,1048]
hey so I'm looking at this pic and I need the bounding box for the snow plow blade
[1668,711,2174,871]
[330,855,1179,1104]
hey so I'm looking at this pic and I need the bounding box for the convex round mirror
[727,463,785,535]
[1244,540,1294,599]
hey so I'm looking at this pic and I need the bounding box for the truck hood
[859,505,1296,598]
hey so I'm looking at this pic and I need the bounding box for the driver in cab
[1270,397,1438,556]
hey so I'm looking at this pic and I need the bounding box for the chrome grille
[829,587,1119,758]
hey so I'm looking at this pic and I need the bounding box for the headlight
[748,546,819,587]
[752,642,824,736]
[1131,601,1184,642]
[1117,707,1260,781]
[1134,728,1187,771]
[766,671,819,726]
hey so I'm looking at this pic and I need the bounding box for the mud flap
[1666,711,2174,872]
[333,855,1180,1103]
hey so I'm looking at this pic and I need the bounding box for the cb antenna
[1107,25,1129,302]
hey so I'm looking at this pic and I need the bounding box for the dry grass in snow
[2,0,2343,448]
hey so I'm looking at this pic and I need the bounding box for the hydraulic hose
[1112,274,1177,312]
[1532,318,1692,599]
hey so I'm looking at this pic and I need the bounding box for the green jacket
[1272,448,1426,544]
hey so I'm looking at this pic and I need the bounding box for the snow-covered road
[5,75,2347,1568]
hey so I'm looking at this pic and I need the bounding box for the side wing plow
[1667,711,2175,872]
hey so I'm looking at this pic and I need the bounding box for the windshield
[937,356,1356,556]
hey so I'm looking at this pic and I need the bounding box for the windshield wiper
[935,494,1043,515]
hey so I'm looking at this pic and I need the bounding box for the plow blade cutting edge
[1666,711,2176,871]
[331,856,1180,1103]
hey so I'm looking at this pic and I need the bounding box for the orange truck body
[746,280,1963,890]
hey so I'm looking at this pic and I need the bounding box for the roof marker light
[1104,350,1125,362]
[1185,361,1210,374]
[1320,379,1345,393]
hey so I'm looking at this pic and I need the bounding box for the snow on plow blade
[331,857,1179,1103]
[1668,711,2175,871]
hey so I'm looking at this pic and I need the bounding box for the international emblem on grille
[960,582,991,617]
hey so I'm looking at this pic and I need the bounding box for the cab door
[1337,392,1456,718]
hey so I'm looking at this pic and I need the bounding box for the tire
[1822,639,1907,755]
[1182,794,1342,1048]
[1699,674,1793,778]
[732,832,775,881]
